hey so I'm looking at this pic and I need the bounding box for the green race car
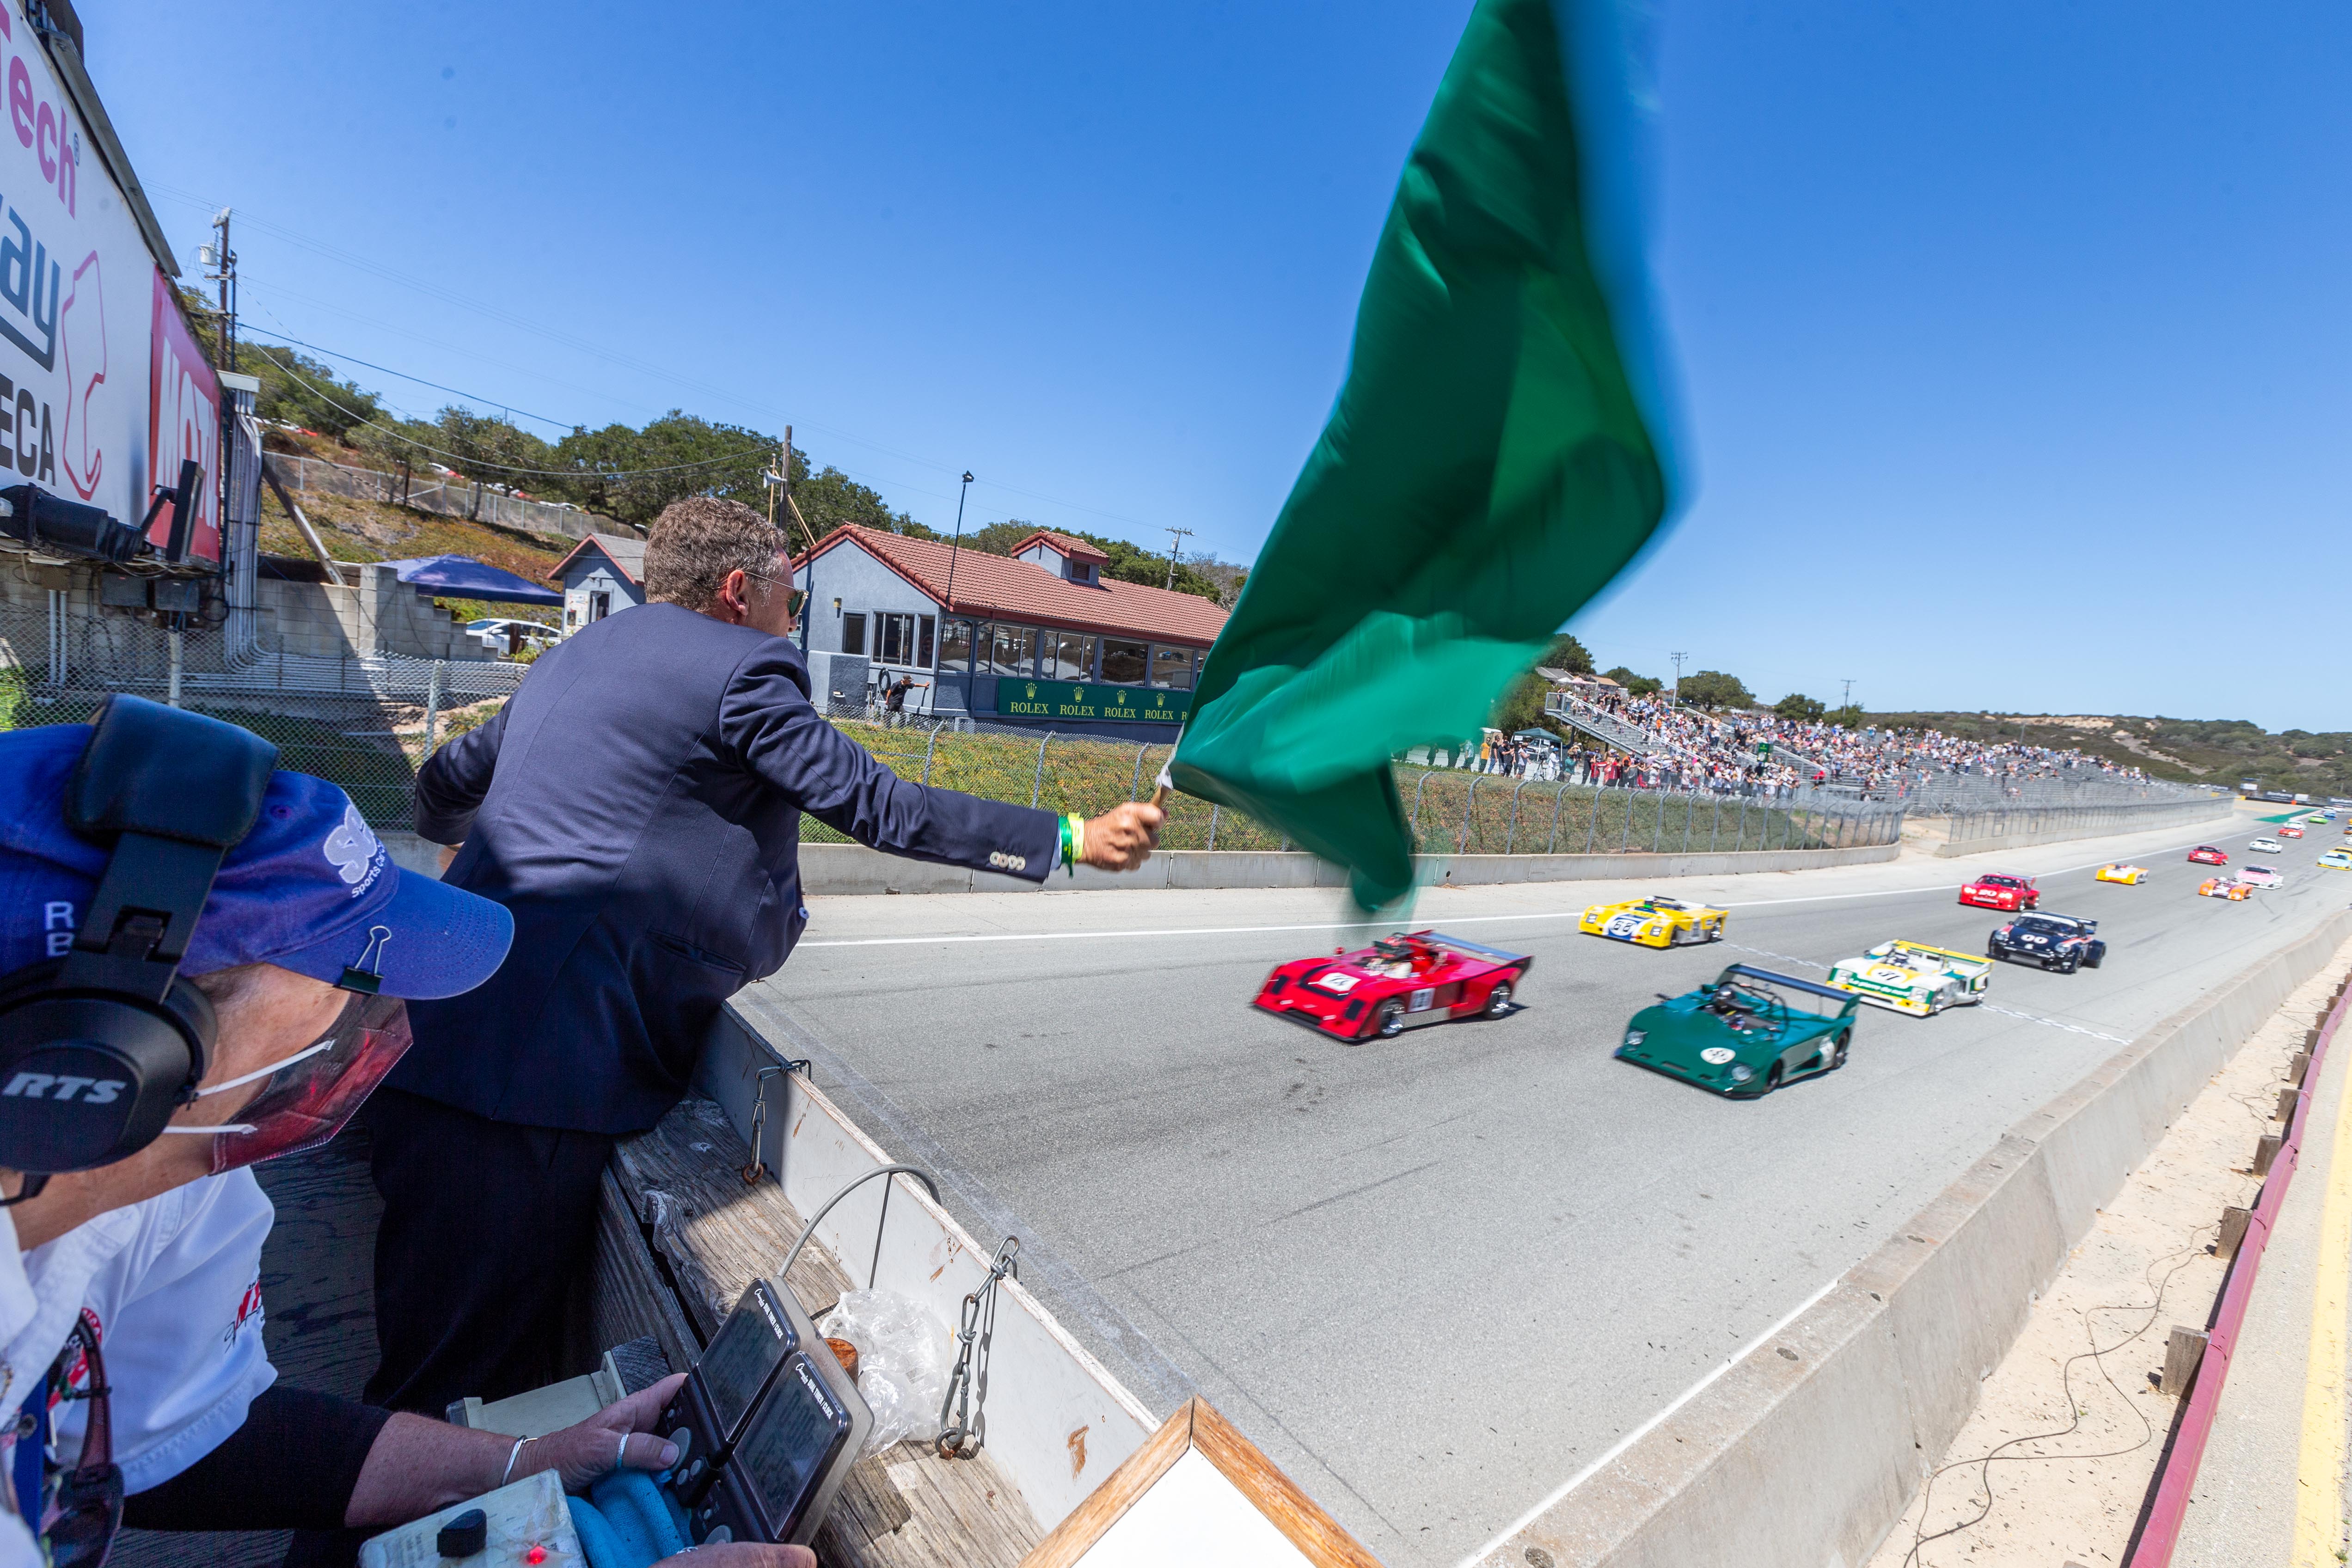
[1615,964,1863,1098]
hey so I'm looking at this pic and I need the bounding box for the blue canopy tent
[375,554,562,607]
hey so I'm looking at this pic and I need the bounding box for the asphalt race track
[750,809,2348,1566]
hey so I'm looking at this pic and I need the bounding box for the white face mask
[153,1039,335,1138]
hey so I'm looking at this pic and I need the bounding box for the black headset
[0,695,278,1192]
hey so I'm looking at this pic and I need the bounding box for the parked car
[466,618,557,655]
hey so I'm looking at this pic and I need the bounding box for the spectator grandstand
[1540,687,2217,809]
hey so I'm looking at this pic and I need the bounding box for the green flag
[1171,0,1681,908]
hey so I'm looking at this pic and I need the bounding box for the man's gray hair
[644,497,789,612]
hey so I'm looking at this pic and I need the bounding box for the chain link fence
[1,591,1900,860]
[0,600,521,831]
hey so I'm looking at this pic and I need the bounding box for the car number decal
[1313,972,1360,994]
[1605,914,1645,938]
[1700,1047,1736,1065]
[1408,987,1435,1013]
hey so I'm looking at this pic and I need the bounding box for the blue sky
[91,1,2351,729]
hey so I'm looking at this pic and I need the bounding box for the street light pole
[942,471,974,616]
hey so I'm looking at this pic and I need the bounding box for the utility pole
[1163,525,1194,590]
[1670,650,1688,703]
[203,208,237,365]
[1841,678,1854,710]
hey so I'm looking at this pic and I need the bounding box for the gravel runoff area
[764,801,2340,1567]
[1863,932,2352,1568]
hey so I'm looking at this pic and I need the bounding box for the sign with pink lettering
[0,7,194,545]
[147,268,219,560]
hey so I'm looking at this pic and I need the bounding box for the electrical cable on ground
[1899,1227,2215,1568]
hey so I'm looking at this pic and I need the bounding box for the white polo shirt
[0,1172,277,1559]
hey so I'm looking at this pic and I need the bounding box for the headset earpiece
[0,696,276,1178]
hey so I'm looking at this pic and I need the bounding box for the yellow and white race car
[1827,941,1993,1017]
[1578,894,1728,949]
[2095,863,2149,884]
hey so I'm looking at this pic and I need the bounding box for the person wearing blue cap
[362,497,1167,1419]
[0,701,813,1568]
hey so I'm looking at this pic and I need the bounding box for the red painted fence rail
[2126,969,2352,1567]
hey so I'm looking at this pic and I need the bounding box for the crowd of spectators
[1561,689,2154,800]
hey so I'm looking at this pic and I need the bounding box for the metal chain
[937,1237,1020,1458]
[739,1061,808,1184]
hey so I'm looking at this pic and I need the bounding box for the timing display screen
[699,1284,798,1438]
[733,1355,850,1529]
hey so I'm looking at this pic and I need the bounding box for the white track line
[1452,1276,1843,1568]
[799,824,2262,950]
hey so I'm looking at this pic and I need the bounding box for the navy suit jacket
[395,602,1057,1133]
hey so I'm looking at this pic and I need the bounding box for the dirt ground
[1864,935,2352,1568]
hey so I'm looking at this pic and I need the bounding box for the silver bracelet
[501,1436,531,1487]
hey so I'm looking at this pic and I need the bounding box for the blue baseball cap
[0,723,513,998]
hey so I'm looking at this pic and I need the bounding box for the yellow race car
[2095,863,2149,884]
[1579,894,1728,949]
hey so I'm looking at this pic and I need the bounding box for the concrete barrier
[1482,906,2352,1568]
[1937,798,2236,858]
[793,840,1901,896]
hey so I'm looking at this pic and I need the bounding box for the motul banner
[147,269,220,560]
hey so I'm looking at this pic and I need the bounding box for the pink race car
[1255,931,1528,1043]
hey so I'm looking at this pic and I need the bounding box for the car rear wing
[1715,963,1860,1007]
[1421,931,1531,963]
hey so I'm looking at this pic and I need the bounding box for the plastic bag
[819,1289,952,1455]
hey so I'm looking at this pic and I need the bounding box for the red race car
[1255,931,1528,1042]
[2187,845,2230,866]
[1959,873,2039,912]
[2281,826,2305,839]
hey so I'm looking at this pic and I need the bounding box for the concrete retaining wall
[1486,907,2352,1568]
[794,840,1902,896]
[1936,797,2237,858]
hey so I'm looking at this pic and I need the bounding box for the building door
[591,590,611,622]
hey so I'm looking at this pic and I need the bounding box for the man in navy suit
[363,497,1164,1414]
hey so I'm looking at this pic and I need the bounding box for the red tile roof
[1013,528,1109,565]
[798,524,1227,646]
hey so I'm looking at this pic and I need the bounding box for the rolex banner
[1171,0,1683,908]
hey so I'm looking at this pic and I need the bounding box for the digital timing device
[0,696,277,1188]
[657,1278,872,1544]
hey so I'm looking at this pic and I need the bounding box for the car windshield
[1982,877,2021,888]
[2013,918,2069,935]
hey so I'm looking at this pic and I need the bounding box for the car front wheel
[1829,1031,1850,1070]
[1483,981,1513,1019]
[1372,999,1405,1040]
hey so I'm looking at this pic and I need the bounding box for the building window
[917,615,935,668]
[990,624,1037,677]
[1150,645,1196,689]
[1101,638,1147,685]
[875,613,912,665]
[941,619,977,672]
[1047,630,1096,680]
[841,613,867,655]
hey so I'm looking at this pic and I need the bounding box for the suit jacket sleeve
[720,645,1061,882]
[413,699,511,846]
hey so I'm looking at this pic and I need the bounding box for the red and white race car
[2281,826,2305,839]
[1959,873,2039,912]
[2187,845,2230,866]
[1255,931,1529,1043]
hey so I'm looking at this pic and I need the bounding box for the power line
[150,183,1188,540]
[240,328,577,432]
[266,357,778,481]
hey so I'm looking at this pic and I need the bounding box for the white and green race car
[1827,940,1994,1018]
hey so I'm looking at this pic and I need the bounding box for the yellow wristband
[1066,813,1084,876]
